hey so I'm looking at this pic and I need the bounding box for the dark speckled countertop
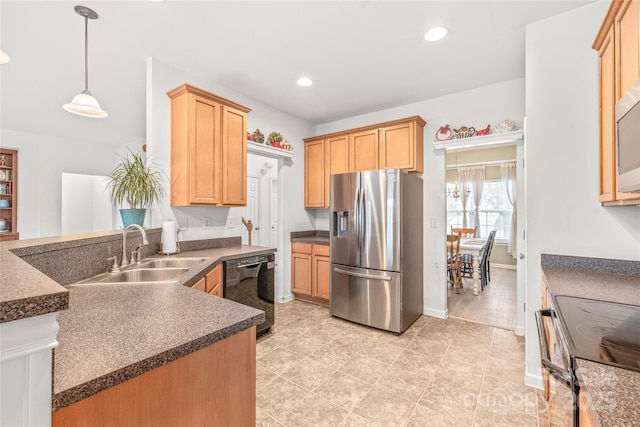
[290,230,329,245]
[541,254,640,427]
[53,245,274,410]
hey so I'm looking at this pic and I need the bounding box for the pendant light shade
[63,5,107,118]
[0,50,10,64]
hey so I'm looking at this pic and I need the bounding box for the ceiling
[1,1,594,146]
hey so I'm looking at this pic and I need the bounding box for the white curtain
[500,161,517,257]
[457,168,472,228]
[459,165,485,237]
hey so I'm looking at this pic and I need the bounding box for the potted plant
[266,131,284,148]
[106,150,166,227]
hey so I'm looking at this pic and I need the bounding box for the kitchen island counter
[541,254,640,427]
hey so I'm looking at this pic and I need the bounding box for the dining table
[459,237,488,296]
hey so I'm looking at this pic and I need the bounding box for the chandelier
[447,150,470,200]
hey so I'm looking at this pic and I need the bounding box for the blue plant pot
[120,209,146,227]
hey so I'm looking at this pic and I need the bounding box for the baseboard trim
[492,263,517,270]
[423,307,447,319]
[515,324,525,336]
[277,294,295,303]
[525,372,544,390]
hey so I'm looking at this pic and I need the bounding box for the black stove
[553,295,640,372]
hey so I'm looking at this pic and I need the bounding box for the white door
[270,178,279,248]
[243,175,260,245]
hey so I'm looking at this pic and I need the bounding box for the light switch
[430,217,438,228]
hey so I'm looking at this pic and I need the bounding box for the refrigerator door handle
[334,268,392,281]
[354,187,361,253]
[359,186,365,253]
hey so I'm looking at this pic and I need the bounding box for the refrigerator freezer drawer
[330,264,401,333]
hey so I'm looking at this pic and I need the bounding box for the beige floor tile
[308,338,364,366]
[313,370,372,411]
[485,354,526,385]
[417,323,460,342]
[280,356,336,391]
[338,412,374,427]
[256,376,310,420]
[282,334,327,357]
[257,408,279,427]
[391,347,442,377]
[479,374,539,416]
[473,405,539,427]
[356,339,405,364]
[418,381,479,425]
[257,346,303,376]
[353,384,417,426]
[257,365,278,390]
[375,363,431,403]
[456,321,496,341]
[406,403,472,427]
[338,353,390,384]
[430,365,485,395]
[404,335,451,358]
[278,393,349,427]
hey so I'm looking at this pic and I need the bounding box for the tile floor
[256,300,571,427]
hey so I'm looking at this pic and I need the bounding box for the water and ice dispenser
[333,211,349,237]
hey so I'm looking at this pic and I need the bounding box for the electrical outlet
[203,217,211,229]
[178,217,188,230]
[226,217,234,228]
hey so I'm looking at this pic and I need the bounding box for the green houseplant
[106,150,166,227]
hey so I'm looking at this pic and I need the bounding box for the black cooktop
[554,295,640,373]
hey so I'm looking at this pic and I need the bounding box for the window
[447,180,513,239]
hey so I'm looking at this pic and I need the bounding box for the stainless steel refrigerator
[330,168,423,334]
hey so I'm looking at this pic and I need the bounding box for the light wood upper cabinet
[380,118,425,173]
[303,116,426,209]
[168,84,251,207]
[325,135,350,206]
[305,140,326,208]
[350,129,379,172]
[593,0,640,205]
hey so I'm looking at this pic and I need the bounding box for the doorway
[242,155,279,248]
[444,140,525,334]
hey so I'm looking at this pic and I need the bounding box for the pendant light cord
[84,15,89,92]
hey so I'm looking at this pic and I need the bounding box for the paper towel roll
[162,220,177,254]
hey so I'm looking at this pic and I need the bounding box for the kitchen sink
[77,268,189,285]
[140,257,210,269]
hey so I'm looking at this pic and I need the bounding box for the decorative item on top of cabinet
[303,115,426,209]
[0,148,18,241]
[291,242,330,306]
[593,0,640,206]
[167,84,251,207]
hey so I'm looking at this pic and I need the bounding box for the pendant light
[0,50,10,64]
[447,150,470,200]
[63,5,107,118]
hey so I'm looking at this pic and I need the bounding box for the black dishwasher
[224,254,274,337]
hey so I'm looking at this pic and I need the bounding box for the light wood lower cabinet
[191,263,223,297]
[168,84,251,207]
[579,391,594,427]
[52,327,256,427]
[291,242,330,306]
[303,116,426,209]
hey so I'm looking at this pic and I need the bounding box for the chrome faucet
[112,224,149,271]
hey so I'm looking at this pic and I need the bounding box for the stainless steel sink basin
[78,268,189,285]
[140,257,209,269]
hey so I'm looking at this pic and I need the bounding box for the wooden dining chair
[446,233,463,294]
[478,230,496,290]
[452,226,477,278]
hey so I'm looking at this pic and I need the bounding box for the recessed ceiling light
[297,77,312,87]
[424,27,448,42]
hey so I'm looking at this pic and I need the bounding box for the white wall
[146,58,316,301]
[524,1,640,388]
[0,129,119,239]
[315,78,526,318]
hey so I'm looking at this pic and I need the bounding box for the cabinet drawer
[292,242,312,254]
[312,244,329,257]
[191,277,206,292]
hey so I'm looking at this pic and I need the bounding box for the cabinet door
[305,140,326,208]
[615,0,640,201]
[380,121,417,171]
[350,129,379,172]
[221,106,247,206]
[206,263,223,297]
[291,249,312,296]
[312,245,330,301]
[598,27,616,203]
[326,135,350,207]
[191,276,206,292]
[190,94,221,205]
